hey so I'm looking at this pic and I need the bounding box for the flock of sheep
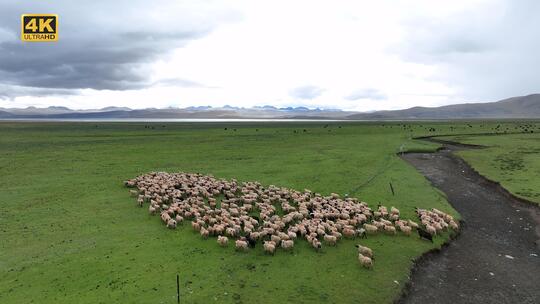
[125,172,459,268]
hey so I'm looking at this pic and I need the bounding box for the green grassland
[441,127,540,204]
[1,120,522,304]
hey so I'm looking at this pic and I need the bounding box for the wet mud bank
[396,138,540,304]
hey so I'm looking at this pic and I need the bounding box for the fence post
[176,274,180,304]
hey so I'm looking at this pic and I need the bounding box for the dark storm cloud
[289,85,324,99]
[345,89,386,101]
[0,0,239,94]
[398,0,540,101]
[0,38,199,90]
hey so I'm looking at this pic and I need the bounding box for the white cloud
[0,0,537,111]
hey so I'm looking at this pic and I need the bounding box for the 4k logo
[21,14,58,42]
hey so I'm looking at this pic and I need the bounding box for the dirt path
[398,139,540,304]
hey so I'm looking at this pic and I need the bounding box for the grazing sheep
[324,234,337,246]
[166,219,177,229]
[191,221,201,231]
[417,228,433,242]
[217,235,228,247]
[225,227,236,237]
[355,244,373,258]
[287,231,297,240]
[127,171,453,266]
[371,220,384,229]
[263,241,276,254]
[426,225,437,236]
[391,212,402,220]
[278,232,290,241]
[356,228,367,239]
[398,225,412,236]
[331,231,342,239]
[383,225,396,235]
[407,220,419,229]
[271,234,281,244]
[245,235,257,248]
[343,228,356,238]
[200,228,209,239]
[363,224,378,234]
[281,240,294,250]
[249,231,260,240]
[311,239,322,251]
[358,253,373,269]
[161,212,172,223]
[235,239,248,251]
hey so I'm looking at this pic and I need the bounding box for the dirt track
[398,140,540,304]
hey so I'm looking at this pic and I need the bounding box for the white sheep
[324,234,337,246]
[363,224,378,234]
[383,225,396,235]
[355,244,373,258]
[166,219,177,229]
[398,225,412,236]
[217,235,228,247]
[263,241,276,254]
[358,253,373,269]
[235,240,248,251]
[281,240,294,250]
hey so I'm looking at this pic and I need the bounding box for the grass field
[0,121,465,304]
[441,128,540,205]
[1,120,539,303]
[6,120,538,303]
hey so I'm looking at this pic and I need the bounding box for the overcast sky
[0,0,539,111]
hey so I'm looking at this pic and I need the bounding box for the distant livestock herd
[125,172,459,268]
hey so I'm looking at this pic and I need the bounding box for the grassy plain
[0,121,471,303]
[441,123,540,204]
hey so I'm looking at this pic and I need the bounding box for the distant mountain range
[347,94,540,120]
[1,94,539,120]
[0,105,349,119]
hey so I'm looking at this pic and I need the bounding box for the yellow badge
[21,14,58,42]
